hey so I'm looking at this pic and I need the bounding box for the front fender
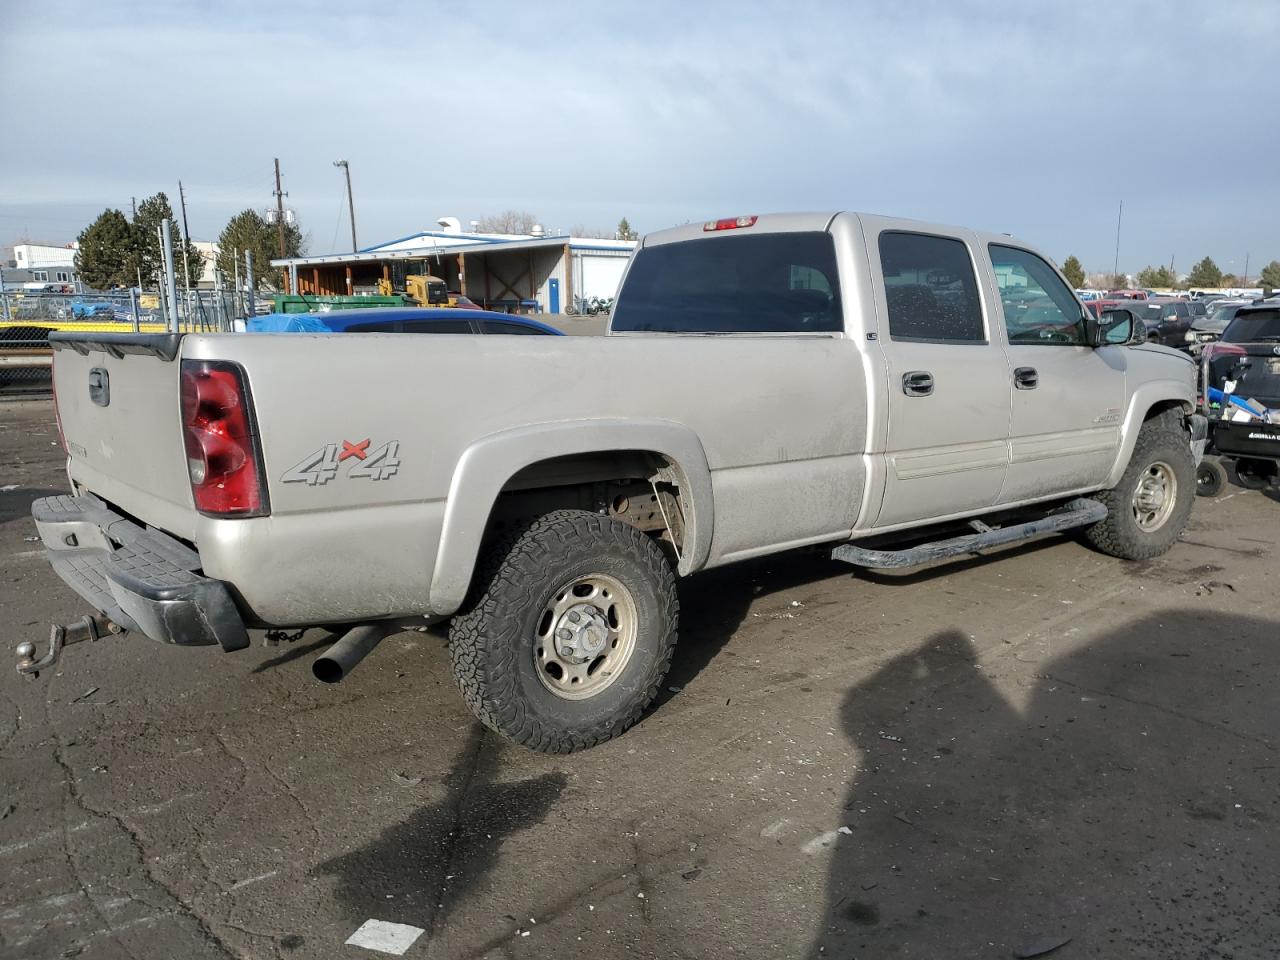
[428,418,714,616]
[1103,379,1195,488]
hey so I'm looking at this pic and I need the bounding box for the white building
[13,242,78,284]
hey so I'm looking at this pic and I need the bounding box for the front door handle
[1014,366,1038,390]
[902,371,934,397]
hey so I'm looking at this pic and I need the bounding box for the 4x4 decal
[282,439,401,485]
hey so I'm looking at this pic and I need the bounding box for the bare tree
[476,210,539,235]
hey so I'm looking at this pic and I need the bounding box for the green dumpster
[271,294,405,314]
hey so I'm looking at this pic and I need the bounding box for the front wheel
[449,510,678,753]
[1084,417,1195,560]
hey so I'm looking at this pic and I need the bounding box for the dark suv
[1130,298,1194,347]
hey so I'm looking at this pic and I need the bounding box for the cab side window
[878,232,985,343]
[989,245,1087,345]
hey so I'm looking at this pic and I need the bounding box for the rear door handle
[1014,366,1038,390]
[902,371,934,397]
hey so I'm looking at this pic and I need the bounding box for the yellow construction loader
[376,274,454,306]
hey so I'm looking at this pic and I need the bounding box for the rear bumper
[32,494,249,651]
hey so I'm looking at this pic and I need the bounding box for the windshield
[1222,309,1280,342]
[611,231,842,334]
[1197,302,1239,332]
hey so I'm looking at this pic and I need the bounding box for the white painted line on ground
[6,549,44,561]
[228,870,278,891]
[800,829,843,855]
[0,484,19,492]
[345,919,426,955]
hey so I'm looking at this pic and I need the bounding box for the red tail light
[180,360,269,517]
[703,215,758,232]
[1202,341,1247,362]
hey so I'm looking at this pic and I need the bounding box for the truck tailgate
[51,334,198,541]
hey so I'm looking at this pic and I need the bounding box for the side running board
[832,498,1107,570]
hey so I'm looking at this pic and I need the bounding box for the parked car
[1130,298,1195,346]
[25,211,1204,754]
[1089,299,1190,347]
[1185,299,1251,355]
[1107,289,1150,300]
[247,307,564,336]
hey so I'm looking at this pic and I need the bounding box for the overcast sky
[2,0,1276,275]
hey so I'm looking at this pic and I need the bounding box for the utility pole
[131,196,137,220]
[334,160,357,253]
[1242,253,1250,285]
[1113,200,1123,280]
[177,180,193,295]
[273,158,290,294]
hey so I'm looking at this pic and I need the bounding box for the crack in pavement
[42,696,241,960]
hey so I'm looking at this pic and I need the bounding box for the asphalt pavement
[2,398,1278,960]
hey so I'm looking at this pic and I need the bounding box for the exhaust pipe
[312,623,397,683]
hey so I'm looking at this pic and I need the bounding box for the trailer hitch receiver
[15,615,121,678]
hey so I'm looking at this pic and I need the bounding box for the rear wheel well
[482,450,689,564]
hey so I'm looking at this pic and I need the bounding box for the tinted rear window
[478,320,546,335]
[610,232,842,334]
[1223,309,1280,342]
[345,319,475,334]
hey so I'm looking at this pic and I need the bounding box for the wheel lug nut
[557,628,571,641]
[568,611,580,623]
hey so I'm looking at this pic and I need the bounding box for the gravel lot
[2,398,1278,960]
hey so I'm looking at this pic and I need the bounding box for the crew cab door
[868,228,1012,527]
[985,244,1126,502]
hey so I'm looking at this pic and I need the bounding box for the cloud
[1,0,1276,272]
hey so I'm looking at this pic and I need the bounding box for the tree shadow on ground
[809,609,1280,958]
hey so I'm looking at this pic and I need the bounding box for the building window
[33,271,48,282]
[56,271,70,283]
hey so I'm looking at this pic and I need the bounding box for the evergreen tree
[1186,257,1223,288]
[216,209,303,290]
[616,217,638,241]
[1258,260,1280,290]
[133,192,202,287]
[74,209,136,288]
[1136,265,1176,288]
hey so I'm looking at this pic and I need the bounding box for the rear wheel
[449,509,678,753]
[1085,417,1195,560]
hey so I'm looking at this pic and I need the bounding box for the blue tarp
[246,313,334,333]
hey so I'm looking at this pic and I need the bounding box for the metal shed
[272,231,635,314]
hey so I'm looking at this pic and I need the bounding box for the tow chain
[264,628,307,647]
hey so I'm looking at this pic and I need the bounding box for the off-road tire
[449,509,678,753]
[1085,416,1195,560]
[1195,459,1226,498]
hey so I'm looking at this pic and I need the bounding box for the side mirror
[1089,309,1134,346]
[1184,330,1196,343]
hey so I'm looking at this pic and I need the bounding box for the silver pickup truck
[22,212,1206,753]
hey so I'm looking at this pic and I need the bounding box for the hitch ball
[16,642,35,660]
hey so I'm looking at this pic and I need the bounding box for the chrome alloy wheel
[1133,461,1177,532]
[534,574,638,700]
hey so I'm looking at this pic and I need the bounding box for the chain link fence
[0,289,260,396]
